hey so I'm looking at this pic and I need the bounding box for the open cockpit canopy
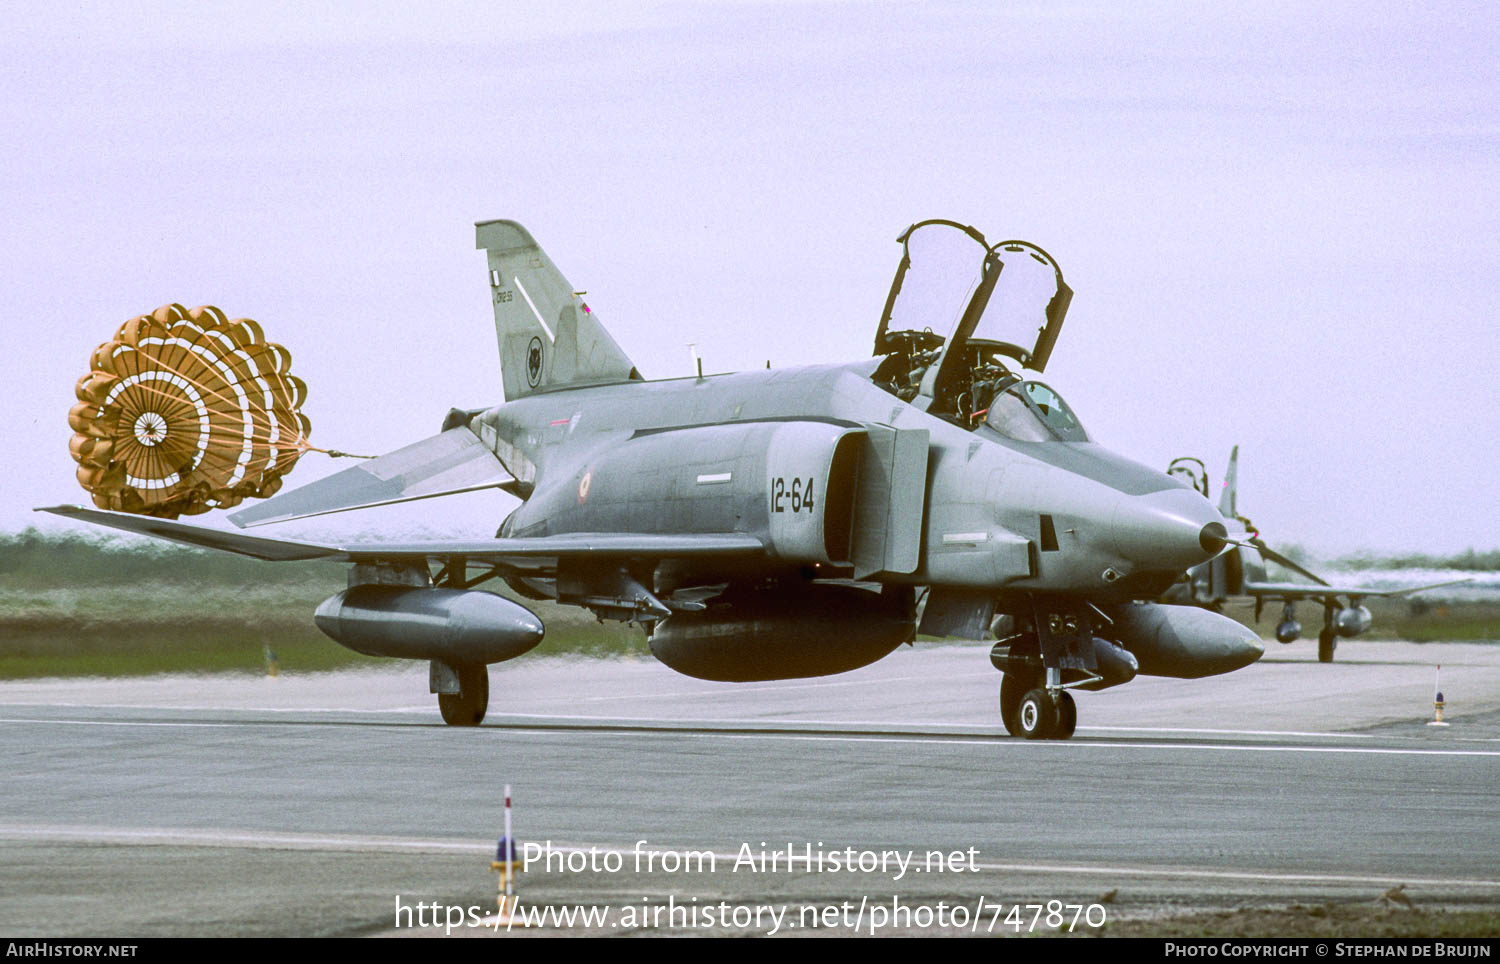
[871,220,1076,434]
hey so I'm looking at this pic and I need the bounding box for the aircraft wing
[38,505,347,561]
[36,505,766,568]
[1243,578,1470,601]
[227,427,515,528]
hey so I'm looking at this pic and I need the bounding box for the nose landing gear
[1054,690,1077,739]
[1014,687,1077,740]
[994,603,1097,740]
[996,649,1081,740]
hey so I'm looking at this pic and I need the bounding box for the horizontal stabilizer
[227,427,514,528]
[38,505,765,569]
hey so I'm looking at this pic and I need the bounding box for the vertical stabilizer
[1219,445,1239,518]
[475,220,640,401]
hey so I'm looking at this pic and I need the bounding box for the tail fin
[1219,444,1239,517]
[475,220,641,401]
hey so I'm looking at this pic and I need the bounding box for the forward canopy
[67,304,311,518]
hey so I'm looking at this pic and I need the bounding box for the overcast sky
[3,1,1496,554]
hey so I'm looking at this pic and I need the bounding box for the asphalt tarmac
[2,640,1497,936]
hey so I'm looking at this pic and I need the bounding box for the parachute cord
[300,444,375,460]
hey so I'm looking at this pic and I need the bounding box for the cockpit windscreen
[980,381,1089,443]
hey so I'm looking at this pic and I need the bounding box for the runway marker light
[1427,664,1449,727]
[489,784,529,925]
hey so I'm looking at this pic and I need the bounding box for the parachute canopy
[68,304,311,518]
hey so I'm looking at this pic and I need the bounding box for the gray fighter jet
[42,218,1265,738]
[1164,447,1465,662]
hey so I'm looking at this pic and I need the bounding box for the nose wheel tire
[1317,629,1337,663]
[1018,688,1058,740]
[1000,669,1039,737]
[438,663,489,726]
[1004,674,1078,740]
[1053,690,1077,740]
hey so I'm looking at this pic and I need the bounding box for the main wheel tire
[1317,629,1336,664]
[1052,690,1077,740]
[1000,669,1040,737]
[438,663,489,726]
[1018,688,1057,740]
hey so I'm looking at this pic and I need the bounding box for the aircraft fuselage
[478,358,1226,606]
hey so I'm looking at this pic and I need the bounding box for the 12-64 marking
[771,476,815,514]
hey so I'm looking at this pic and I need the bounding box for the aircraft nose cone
[1112,489,1227,571]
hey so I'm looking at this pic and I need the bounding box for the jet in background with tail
[1164,446,1465,662]
[45,218,1267,738]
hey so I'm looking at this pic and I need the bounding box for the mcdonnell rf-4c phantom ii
[1165,448,1465,663]
[44,218,1266,739]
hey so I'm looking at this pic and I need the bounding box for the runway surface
[2,640,1498,936]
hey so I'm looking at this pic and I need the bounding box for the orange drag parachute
[68,304,311,518]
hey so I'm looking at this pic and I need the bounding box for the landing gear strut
[1317,628,1337,664]
[437,662,489,726]
[1318,603,1337,663]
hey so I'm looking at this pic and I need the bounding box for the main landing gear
[435,662,489,726]
[1317,627,1337,664]
[1318,602,1337,663]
